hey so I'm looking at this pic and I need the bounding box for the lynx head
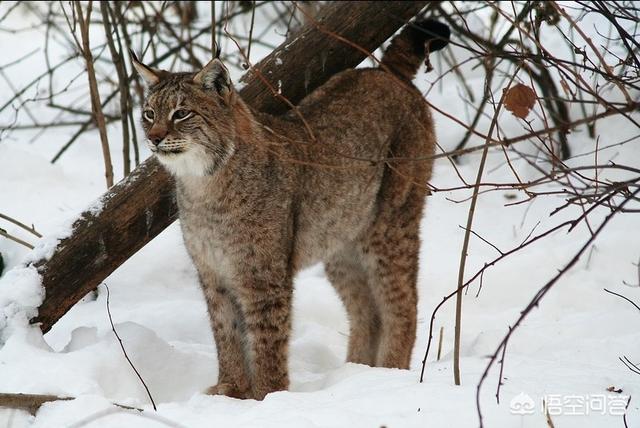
[130,52,239,177]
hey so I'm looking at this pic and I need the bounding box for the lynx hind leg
[360,188,424,369]
[359,105,432,368]
[325,247,381,366]
[201,277,252,399]
[360,124,430,368]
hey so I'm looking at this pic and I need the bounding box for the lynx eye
[172,109,192,122]
[143,109,155,122]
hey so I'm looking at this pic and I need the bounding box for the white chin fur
[155,145,215,177]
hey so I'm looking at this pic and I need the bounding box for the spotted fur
[132,19,449,400]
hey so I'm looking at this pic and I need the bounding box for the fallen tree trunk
[32,1,430,333]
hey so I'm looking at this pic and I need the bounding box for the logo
[510,392,536,415]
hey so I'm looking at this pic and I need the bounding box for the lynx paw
[205,382,252,399]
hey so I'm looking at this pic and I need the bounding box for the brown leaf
[503,83,537,119]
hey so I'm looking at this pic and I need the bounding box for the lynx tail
[380,18,450,81]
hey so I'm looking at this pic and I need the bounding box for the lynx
[131,19,450,400]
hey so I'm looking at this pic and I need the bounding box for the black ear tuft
[129,49,164,86]
[128,48,140,63]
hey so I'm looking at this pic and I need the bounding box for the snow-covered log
[31,1,430,332]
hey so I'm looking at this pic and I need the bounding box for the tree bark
[32,1,430,333]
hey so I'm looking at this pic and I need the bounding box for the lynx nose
[148,125,168,146]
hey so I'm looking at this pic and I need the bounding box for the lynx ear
[129,49,163,86]
[194,58,232,98]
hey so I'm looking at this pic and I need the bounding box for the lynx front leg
[238,280,293,400]
[201,275,252,399]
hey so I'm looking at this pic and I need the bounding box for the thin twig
[453,65,520,386]
[623,396,631,428]
[71,0,114,188]
[437,326,444,361]
[604,288,640,312]
[0,392,141,415]
[101,2,131,177]
[243,0,256,69]
[476,187,640,427]
[0,228,34,250]
[0,213,41,238]
[620,356,640,376]
[105,284,157,411]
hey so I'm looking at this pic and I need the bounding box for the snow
[1,3,639,427]
[23,220,75,265]
[0,266,43,343]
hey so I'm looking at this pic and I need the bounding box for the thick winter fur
[132,19,449,400]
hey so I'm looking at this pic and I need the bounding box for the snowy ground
[1,3,639,427]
